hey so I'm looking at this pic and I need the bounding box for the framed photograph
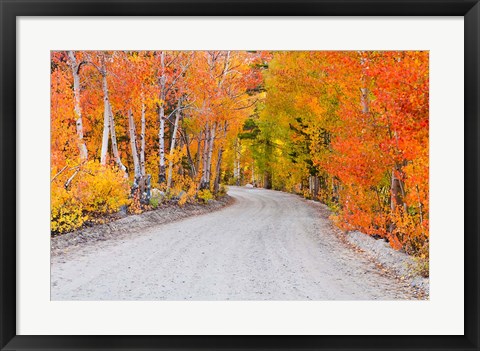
[1,0,478,350]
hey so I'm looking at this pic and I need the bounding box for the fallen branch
[51,165,68,183]
[64,169,80,189]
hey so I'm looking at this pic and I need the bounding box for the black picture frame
[1,0,478,350]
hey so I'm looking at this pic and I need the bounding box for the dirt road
[51,186,418,300]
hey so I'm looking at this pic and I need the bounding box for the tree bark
[360,53,370,115]
[361,87,369,114]
[390,165,405,211]
[194,135,202,178]
[213,122,228,194]
[166,99,182,191]
[199,125,210,189]
[67,51,88,161]
[139,103,146,196]
[128,109,141,189]
[205,122,217,189]
[100,59,111,165]
[140,103,146,178]
[158,113,166,183]
[108,104,127,175]
[313,175,319,200]
[390,129,407,213]
[158,51,167,184]
[415,184,424,226]
[181,131,196,178]
[264,171,272,189]
[213,148,223,194]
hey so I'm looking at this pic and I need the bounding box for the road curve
[51,186,417,300]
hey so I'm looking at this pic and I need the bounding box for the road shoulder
[51,195,234,258]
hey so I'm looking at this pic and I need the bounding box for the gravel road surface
[51,186,419,300]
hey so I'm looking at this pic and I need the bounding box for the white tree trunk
[158,112,166,183]
[67,51,88,161]
[213,147,223,194]
[200,125,210,189]
[100,69,111,165]
[166,99,182,191]
[108,104,128,176]
[194,136,202,178]
[158,51,167,184]
[140,102,146,178]
[213,121,228,193]
[128,109,141,185]
[100,59,126,174]
[205,122,217,186]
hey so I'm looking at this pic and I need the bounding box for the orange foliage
[257,51,429,256]
[51,51,265,233]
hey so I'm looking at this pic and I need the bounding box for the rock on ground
[345,231,429,295]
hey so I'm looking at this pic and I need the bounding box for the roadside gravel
[306,200,429,298]
[345,231,429,295]
[51,195,233,257]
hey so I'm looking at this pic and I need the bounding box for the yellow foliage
[51,161,130,234]
[74,161,131,215]
[169,161,198,206]
[197,189,213,203]
[178,192,188,206]
[51,183,86,234]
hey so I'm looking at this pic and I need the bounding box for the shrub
[150,196,160,209]
[51,184,85,234]
[197,189,213,203]
[165,173,198,206]
[150,188,165,209]
[51,161,130,234]
[178,192,188,206]
[74,161,130,215]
